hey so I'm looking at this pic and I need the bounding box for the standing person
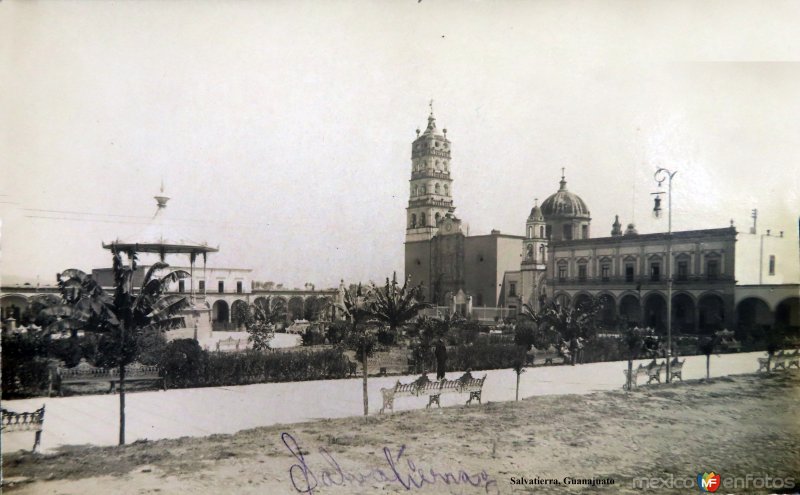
[435,339,447,380]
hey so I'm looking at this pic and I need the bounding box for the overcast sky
[2,0,799,288]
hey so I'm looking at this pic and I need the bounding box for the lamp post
[652,167,677,383]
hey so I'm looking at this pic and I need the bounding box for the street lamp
[653,167,677,382]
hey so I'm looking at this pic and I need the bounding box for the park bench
[379,373,487,414]
[756,350,799,372]
[1,405,45,452]
[216,336,244,352]
[645,360,666,384]
[52,359,165,396]
[788,350,800,369]
[670,358,685,381]
[622,364,647,390]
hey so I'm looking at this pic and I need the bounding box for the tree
[325,320,349,345]
[405,316,442,373]
[43,251,189,444]
[619,326,661,390]
[245,297,285,351]
[368,272,429,338]
[521,298,600,365]
[335,283,375,416]
[698,335,720,380]
[511,347,527,401]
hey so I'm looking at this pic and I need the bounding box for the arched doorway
[230,299,249,329]
[736,297,772,338]
[288,297,304,322]
[619,294,641,326]
[1,295,29,322]
[644,293,667,332]
[597,294,616,327]
[698,293,725,334]
[775,297,799,333]
[212,300,230,326]
[672,293,696,334]
[554,293,571,308]
[572,293,592,311]
[304,297,318,321]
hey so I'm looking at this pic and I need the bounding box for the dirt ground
[3,371,799,495]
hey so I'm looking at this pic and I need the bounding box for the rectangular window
[199,280,205,292]
[178,280,185,293]
[706,260,719,280]
[546,225,552,239]
[677,261,688,281]
[563,224,573,240]
[218,281,225,293]
[650,263,661,282]
[625,264,634,282]
[558,265,567,281]
[236,281,243,294]
[581,225,588,239]
[578,264,587,281]
[509,283,517,298]
[601,264,610,282]
[769,255,776,276]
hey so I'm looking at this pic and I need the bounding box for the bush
[448,343,525,372]
[203,348,351,386]
[301,328,326,346]
[161,339,206,388]
[1,333,51,399]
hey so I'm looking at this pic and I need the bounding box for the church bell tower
[405,102,456,242]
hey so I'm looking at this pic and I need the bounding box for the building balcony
[407,198,454,208]
[552,274,735,287]
[411,170,451,180]
[412,149,451,159]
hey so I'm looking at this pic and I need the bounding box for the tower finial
[561,167,565,181]
[559,168,567,190]
[429,99,434,116]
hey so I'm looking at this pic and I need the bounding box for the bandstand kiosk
[101,185,218,341]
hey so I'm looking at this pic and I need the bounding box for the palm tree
[369,272,430,337]
[336,283,375,416]
[246,297,287,351]
[43,249,189,444]
[521,298,600,365]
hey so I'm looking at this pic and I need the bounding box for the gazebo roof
[103,184,218,257]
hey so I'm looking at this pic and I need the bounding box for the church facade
[403,108,798,334]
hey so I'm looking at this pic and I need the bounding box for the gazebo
[102,184,219,340]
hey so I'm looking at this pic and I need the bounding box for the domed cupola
[540,170,592,241]
[528,201,544,222]
[540,172,591,219]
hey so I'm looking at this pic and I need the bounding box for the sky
[1,0,799,289]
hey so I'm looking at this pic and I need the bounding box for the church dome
[528,200,544,221]
[540,174,590,218]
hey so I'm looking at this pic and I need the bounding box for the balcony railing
[412,149,450,159]
[411,170,451,180]
[553,274,734,286]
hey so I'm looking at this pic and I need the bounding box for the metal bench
[623,364,647,390]
[646,360,667,384]
[52,359,165,396]
[2,405,45,452]
[216,336,243,352]
[670,358,685,381]
[379,373,487,414]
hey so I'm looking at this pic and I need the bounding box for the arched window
[418,184,425,195]
[443,184,449,196]
[410,214,417,228]
[540,226,544,238]
[435,183,441,194]
[528,226,533,238]
[435,212,441,223]
[435,160,440,169]
[420,213,426,226]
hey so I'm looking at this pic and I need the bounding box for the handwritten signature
[282,431,498,494]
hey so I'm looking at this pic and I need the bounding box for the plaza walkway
[2,351,766,454]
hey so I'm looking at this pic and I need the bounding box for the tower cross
[429,99,434,115]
